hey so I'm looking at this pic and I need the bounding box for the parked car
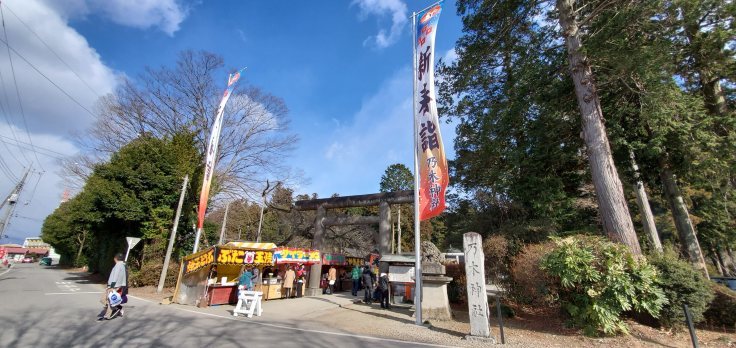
[39,257,52,266]
[22,257,33,263]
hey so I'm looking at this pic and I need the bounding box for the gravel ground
[103,281,736,347]
[310,299,736,347]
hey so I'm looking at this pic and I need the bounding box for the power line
[2,3,100,100]
[0,138,67,160]
[0,65,31,165]
[0,133,69,157]
[0,154,17,180]
[0,5,43,170]
[25,169,42,204]
[0,27,96,121]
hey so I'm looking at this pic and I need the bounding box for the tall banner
[414,4,447,221]
[196,69,244,229]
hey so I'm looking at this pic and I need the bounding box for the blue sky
[0,0,463,244]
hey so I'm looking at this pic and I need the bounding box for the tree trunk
[631,151,662,252]
[718,248,735,276]
[75,230,87,266]
[709,249,725,276]
[556,0,641,255]
[729,249,736,274]
[659,162,709,277]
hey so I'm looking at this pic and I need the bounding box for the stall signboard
[274,248,320,264]
[321,253,346,266]
[389,265,415,283]
[185,248,216,274]
[217,248,274,266]
[346,257,364,267]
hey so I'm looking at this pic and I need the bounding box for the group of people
[282,264,307,298]
[351,265,390,309]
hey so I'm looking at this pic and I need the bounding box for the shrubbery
[483,235,512,291]
[129,261,181,287]
[541,236,667,336]
[508,241,556,306]
[647,246,714,328]
[704,284,736,330]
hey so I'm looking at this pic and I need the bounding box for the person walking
[327,265,337,295]
[351,266,361,296]
[361,266,375,304]
[283,266,296,298]
[378,273,390,309]
[98,253,127,321]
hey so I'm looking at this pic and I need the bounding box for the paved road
[0,264,449,348]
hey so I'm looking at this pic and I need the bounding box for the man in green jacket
[351,266,361,296]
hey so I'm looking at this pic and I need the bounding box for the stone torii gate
[295,190,413,296]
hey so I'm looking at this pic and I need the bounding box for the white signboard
[463,232,492,339]
[388,265,415,283]
[125,237,142,261]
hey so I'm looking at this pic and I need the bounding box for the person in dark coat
[361,266,376,304]
[378,273,390,309]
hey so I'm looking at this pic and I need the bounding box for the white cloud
[293,66,457,197]
[0,0,117,243]
[443,48,458,64]
[0,123,79,245]
[41,0,188,36]
[353,0,408,49]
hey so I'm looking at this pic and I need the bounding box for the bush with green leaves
[541,236,667,336]
[647,246,714,328]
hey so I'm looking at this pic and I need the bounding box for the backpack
[379,276,389,291]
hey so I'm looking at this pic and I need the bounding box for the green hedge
[541,236,666,336]
[647,246,714,328]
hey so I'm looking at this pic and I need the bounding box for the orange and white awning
[225,241,277,250]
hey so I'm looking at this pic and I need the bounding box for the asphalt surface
[0,264,450,348]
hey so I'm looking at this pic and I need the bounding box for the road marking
[126,295,455,348]
[0,267,11,278]
[45,291,102,295]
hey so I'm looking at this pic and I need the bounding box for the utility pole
[157,175,188,294]
[397,209,402,253]
[219,201,230,245]
[0,168,31,238]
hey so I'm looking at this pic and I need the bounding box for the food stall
[273,247,320,298]
[321,253,346,292]
[380,254,416,306]
[173,243,276,306]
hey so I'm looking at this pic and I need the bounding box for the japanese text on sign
[185,249,215,274]
[217,249,274,266]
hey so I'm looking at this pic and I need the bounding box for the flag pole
[411,10,423,327]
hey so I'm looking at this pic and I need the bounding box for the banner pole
[193,227,202,253]
[411,10,423,327]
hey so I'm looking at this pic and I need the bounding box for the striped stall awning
[225,241,277,250]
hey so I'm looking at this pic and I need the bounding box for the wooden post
[171,262,185,304]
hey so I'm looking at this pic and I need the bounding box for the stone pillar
[421,263,453,321]
[463,232,494,342]
[378,201,391,255]
[306,205,325,296]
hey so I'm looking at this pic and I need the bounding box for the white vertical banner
[414,4,448,221]
[194,69,244,252]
